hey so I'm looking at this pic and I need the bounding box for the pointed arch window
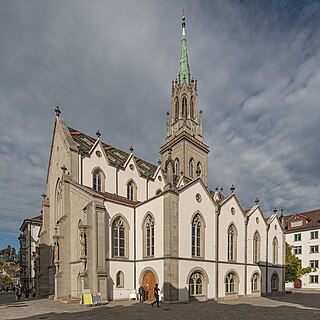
[182,96,187,119]
[272,237,278,264]
[253,231,261,263]
[271,273,279,291]
[196,162,202,177]
[190,96,194,119]
[127,180,137,201]
[112,217,126,257]
[93,171,102,191]
[189,272,203,296]
[192,214,202,257]
[225,272,237,293]
[116,271,124,288]
[175,158,180,176]
[189,158,195,178]
[227,224,237,261]
[144,214,155,257]
[251,273,260,292]
[175,97,179,120]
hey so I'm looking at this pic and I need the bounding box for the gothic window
[225,272,237,294]
[189,158,195,178]
[112,217,126,257]
[272,237,278,264]
[182,96,187,119]
[116,271,124,288]
[196,162,202,177]
[190,96,194,119]
[192,214,202,257]
[127,180,137,201]
[253,231,260,263]
[227,224,237,261]
[189,272,203,296]
[144,214,155,257]
[251,273,260,292]
[93,170,102,191]
[271,273,279,291]
[175,97,179,120]
[175,158,180,176]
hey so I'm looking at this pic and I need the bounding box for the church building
[38,14,285,302]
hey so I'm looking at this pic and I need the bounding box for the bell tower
[160,13,209,185]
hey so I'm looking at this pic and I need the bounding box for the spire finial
[55,106,61,117]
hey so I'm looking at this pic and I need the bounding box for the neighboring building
[38,14,285,302]
[19,215,42,289]
[285,209,320,289]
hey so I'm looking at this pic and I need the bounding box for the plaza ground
[1,290,320,320]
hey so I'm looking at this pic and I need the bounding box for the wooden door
[294,279,302,288]
[142,271,156,300]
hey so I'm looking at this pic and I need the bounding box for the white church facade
[38,15,285,302]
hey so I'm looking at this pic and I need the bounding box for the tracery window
[144,214,155,257]
[190,96,194,119]
[189,158,195,178]
[272,237,278,264]
[93,170,102,191]
[253,231,260,263]
[196,162,202,177]
[112,217,126,257]
[225,272,236,293]
[192,215,201,257]
[175,158,180,176]
[189,272,203,296]
[182,96,187,119]
[127,180,137,201]
[251,273,260,291]
[175,97,179,120]
[227,224,237,261]
[116,271,124,288]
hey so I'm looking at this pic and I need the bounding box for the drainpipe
[266,225,270,293]
[146,176,149,200]
[134,206,137,291]
[244,216,248,296]
[215,204,221,299]
[80,150,84,185]
[115,161,119,196]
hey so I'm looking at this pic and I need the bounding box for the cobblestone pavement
[1,290,320,320]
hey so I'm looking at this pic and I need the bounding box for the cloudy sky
[1,0,320,249]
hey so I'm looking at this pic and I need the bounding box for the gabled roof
[285,209,320,230]
[68,127,158,179]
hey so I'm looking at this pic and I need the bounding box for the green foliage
[285,242,312,282]
[0,274,13,287]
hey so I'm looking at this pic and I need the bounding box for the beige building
[38,15,285,302]
[19,215,42,289]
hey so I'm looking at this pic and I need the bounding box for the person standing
[138,285,145,302]
[151,283,160,307]
[15,287,22,300]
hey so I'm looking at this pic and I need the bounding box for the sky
[0,0,320,250]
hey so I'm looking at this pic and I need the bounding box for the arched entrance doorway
[294,279,302,288]
[142,271,157,300]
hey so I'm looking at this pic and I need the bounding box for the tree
[285,242,311,282]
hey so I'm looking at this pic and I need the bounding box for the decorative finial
[280,208,284,216]
[220,186,223,192]
[255,197,260,205]
[273,208,277,215]
[96,130,101,138]
[129,146,134,153]
[196,167,201,177]
[55,106,61,117]
[215,187,219,191]
[230,184,235,193]
[41,193,46,200]
[158,159,161,166]
[166,111,170,116]
[61,165,67,174]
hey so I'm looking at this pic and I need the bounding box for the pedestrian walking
[30,287,36,299]
[138,284,145,302]
[15,287,22,300]
[151,283,160,307]
[24,288,30,300]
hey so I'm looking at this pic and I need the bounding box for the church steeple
[178,13,191,85]
[160,12,210,185]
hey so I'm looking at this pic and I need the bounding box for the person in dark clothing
[30,287,36,299]
[24,288,30,300]
[151,283,160,307]
[15,287,22,300]
[138,285,145,302]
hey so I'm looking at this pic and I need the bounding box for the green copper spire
[178,13,191,85]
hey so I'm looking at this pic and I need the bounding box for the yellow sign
[82,293,93,305]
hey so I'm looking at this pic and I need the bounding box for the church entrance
[142,271,157,300]
[294,279,302,288]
